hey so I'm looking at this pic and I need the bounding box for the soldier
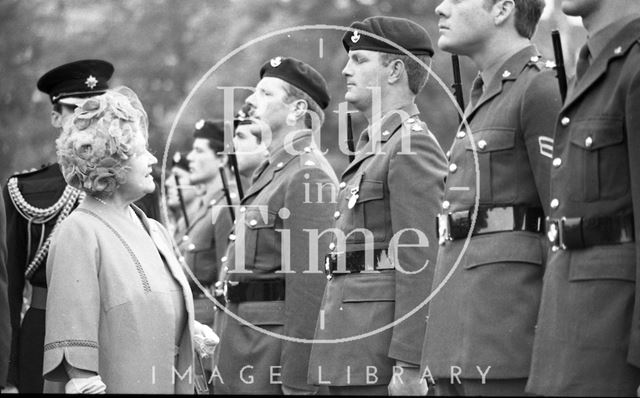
[0,192,10,391]
[214,56,338,394]
[178,119,235,327]
[308,16,447,395]
[164,152,204,240]
[421,0,560,395]
[3,60,113,393]
[527,1,640,396]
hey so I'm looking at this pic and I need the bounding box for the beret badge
[85,75,98,89]
[270,56,283,67]
[351,30,361,43]
[195,119,205,130]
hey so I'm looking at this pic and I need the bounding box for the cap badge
[195,119,205,130]
[270,57,283,67]
[85,75,98,89]
[351,30,361,43]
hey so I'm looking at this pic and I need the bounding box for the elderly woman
[43,87,217,394]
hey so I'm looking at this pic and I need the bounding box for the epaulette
[299,146,318,167]
[527,55,555,71]
[403,116,426,133]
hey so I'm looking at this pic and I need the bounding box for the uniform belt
[546,214,635,250]
[30,286,47,310]
[224,279,285,303]
[323,249,392,279]
[437,206,544,245]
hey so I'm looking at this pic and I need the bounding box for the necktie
[470,74,484,108]
[575,43,591,81]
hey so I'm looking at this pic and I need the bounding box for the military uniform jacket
[177,187,233,292]
[0,191,10,387]
[215,130,338,393]
[308,104,447,386]
[2,164,69,388]
[421,46,561,379]
[527,18,640,396]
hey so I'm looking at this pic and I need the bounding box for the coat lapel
[342,104,420,177]
[465,46,537,121]
[563,18,640,112]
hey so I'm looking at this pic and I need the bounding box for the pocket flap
[342,272,395,302]
[356,180,384,203]
[569,243,635,282]
[244,209,276,230]
[465,128,515,152]
[570,117,624,150]
[238,300,285,325]
[463,232,543,270]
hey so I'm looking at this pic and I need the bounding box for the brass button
[334,211,341,219]
[182,235,189,242]
[561,117,570,126]
[329,242,336,250]
[339,182,346,189]
[550,199,559,209]
[240,206,246,213]
[449,163,458,173]
[456,130,466,139]
[445,150,451,159]
[442,200,450,210]
[187,243,196,251]
[552,158,562,167]
[585,136,593,148]
[477,140,487,150]
[249,219,257,226]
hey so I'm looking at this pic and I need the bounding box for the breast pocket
[465,128,516,203]
[243,209,276,268]
[354,179,387,243]
[569,117,629,202]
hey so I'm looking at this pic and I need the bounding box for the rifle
[346,113,355,163]
[451,54,465,123]
[172,151,190,229]
[219,165,235,223]
[228,151,243,201]
[552,30,568,102]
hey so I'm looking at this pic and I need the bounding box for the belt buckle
[324,253,337,280]
[223,280,239,303]
[437,213,452,245]
[547,217,567,251]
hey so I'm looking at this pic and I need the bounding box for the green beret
[342,16,434,57]
[259,56,330,109]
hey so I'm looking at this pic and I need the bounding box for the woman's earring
[286,113,297,126]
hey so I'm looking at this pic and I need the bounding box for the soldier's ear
[493,0,515,26]
[51,110,63,129]
[387,58,406,85]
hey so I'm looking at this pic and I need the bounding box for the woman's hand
[193,321,220,358]
[65,375,106,394]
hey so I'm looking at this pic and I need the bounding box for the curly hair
[56,86,149,198]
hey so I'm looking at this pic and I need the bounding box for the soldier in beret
[164,151,204,243]
[2,59,113,393]
[421,0,561,395]
[528,1,640,395]
[178,120,235,328]
[308,16,447,395]
[214,56,338,394]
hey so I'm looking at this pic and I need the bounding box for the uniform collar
[565,16,640,110]
[467,45,539,118]
[268,129,314,167]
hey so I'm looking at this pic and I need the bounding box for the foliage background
[0,0,585,184]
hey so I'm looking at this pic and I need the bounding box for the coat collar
[242,130,315,202]
[342,103,419,177]
[184,188,224,234]
[466,45,538,120]
[564,17,640,111]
